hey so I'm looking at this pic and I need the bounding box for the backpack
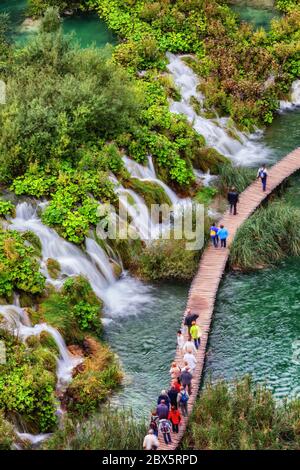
[259,170,266,179]
[180,391,189,404]
[150,416,158,431]
[161,421,171,433]
[210,229,216,237]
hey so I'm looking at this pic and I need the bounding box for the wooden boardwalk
[157,148,300,450]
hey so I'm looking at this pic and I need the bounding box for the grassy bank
[183,376,300,450]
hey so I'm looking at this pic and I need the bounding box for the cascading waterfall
[166,53,273,166]
[280,80,300,111]
[9,202,152,317]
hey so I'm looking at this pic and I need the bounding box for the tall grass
[230,202,300,270]
[43,407,147,450]
[218,164,256,195]
[182,377,300,450]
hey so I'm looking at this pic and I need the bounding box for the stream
[1,0,300,438]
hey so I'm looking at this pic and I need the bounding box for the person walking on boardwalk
[257,164,268,192]
[157,399,169,420]
[183,349,197,374]
[184,308,199,334]
[172,379,181,393]
[143,429,159,450]
[157,390,170,409]
[177,330,184,350]
[168,383,179,409]
[170,362,181,381]
[168,405,181,434]
[218,224,229,248]
[159,418,172,445]
[227,186,239,215]
[149,410,159,437]
[183,335,197,354]
[210,222,219,248]
[177,386,189,417]
[190,320,202,350]
[180,367,193,395]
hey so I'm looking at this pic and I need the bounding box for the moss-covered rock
[65,338,122,416]
[46,258,61,280]
[123,177,171,207]
[193,147,230,174]
[22,231,42,258]
[0,411,15,450]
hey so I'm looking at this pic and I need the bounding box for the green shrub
[218,164,256,195]
[0,332,57,433]
[40,276,103,343]
[0,200,15,218]
[136,239,200,281]
[0,410,15,450]
[0,229,45,298]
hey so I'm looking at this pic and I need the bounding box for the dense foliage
[0,228,45,299]
[87,0,300,129]
[39,276,103,343]
[0,331,58,432]
[183,377,300,450]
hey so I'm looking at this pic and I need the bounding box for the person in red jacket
[168,405,181,433]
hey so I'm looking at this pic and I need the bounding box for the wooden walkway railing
[158,147,300,450]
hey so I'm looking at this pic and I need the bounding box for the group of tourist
[143,164,270,451]
[210,164,269,248]
[143,309,201,450]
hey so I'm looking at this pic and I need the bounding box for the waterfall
[166,53,272,167]
[280,80,300,112]
[0,305,82,392]
[9,202,153,318]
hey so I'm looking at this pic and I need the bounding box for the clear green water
[105,283,188,417]
[0,0,116,48]
[232,4,280,30]
[205,112,300,399]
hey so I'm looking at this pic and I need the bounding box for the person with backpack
[190,320,202,350]
[157,390,170,409]
[177,386,189,417]
[180,367,193,395]
[168,405,181,433]
[168,384,179,409]
[227,186,239,215]
[257,164,268,192]
[156,399,169,420]
[218,224,229,248]
[210,222,219,248]
[149,410,159,437]
[159,418,172,445]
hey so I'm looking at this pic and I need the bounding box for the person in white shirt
[177,330,184,350]
[257,164,268,192]
[143,429,159,450]
[182,338,197,354]
[183,351,197,373]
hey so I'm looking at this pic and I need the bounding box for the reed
[229,202,300,270]
[183,376,300,450]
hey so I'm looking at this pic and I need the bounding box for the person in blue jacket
[218,225,229,248]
